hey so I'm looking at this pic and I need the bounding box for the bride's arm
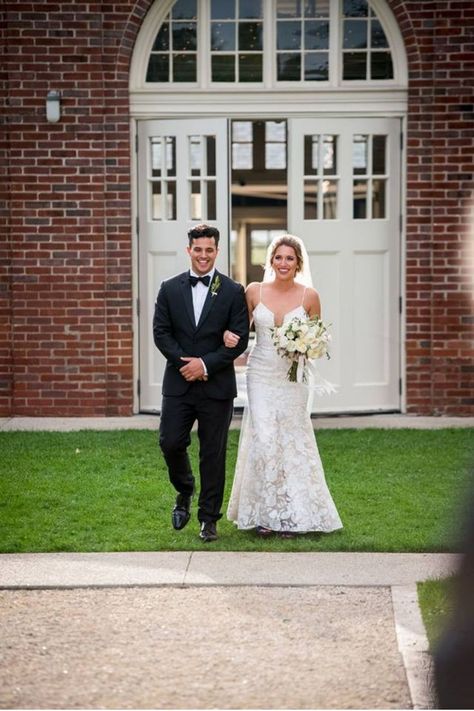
[304,288,322,319]
[223,282,259,346]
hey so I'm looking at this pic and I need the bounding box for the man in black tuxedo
[153,224,249,542]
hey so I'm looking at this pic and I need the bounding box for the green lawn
[0,428,472,553]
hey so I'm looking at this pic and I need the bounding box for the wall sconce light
[46,90,61,123]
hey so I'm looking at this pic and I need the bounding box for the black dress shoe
[172,493,192,530]
[199,521,218,542]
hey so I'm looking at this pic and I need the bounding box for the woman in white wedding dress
[226,235,342,538]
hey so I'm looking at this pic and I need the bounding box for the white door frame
[131,111,407,414]
[128,0,410,412]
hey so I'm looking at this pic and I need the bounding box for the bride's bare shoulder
[245,281,261,307]
[246,281,260,291]
[303,287,321,315]
[245,281,261,297]
[304,286,319,299]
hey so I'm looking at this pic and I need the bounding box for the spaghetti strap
[301,286,307,306]
[259,282,263,303]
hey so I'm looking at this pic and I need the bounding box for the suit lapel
[196,271,221,330]
[180,273,196,329]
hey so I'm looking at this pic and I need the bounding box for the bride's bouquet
[271,315,332,384]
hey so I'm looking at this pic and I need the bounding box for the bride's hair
[269,235,304,274]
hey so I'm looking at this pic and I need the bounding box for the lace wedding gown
[227,300,343,534]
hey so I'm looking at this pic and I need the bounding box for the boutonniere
[210,275,221,297]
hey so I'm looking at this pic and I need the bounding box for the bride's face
[271,245,298,281]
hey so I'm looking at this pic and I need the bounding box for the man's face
[187,237,219,275]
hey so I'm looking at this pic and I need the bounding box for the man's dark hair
[188,224,220,247]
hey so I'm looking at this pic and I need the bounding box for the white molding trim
[130,88,407,118]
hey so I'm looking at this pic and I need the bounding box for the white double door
[137,117,401,413]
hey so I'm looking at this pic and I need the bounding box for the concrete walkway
[1,412,474,431]
[0,551,459,589]
[0,551,459,709]
[1,414,469,709]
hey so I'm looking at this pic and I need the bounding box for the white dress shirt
[190,268,215,325]
[189,268,215,378]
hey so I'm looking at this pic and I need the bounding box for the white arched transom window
[143,0,399,88]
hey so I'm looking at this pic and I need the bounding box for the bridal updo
[269,235,304,274]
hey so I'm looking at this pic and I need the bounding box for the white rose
[286,340,297,352]
[295,339,307,353]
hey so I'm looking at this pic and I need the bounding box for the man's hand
[223,330,240,348]
[179,357,206,382]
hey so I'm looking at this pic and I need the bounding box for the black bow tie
[189,274,211,287]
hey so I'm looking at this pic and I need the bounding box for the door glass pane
[166,181,177,220]
[191,180,201,219]
[304,180,318,219]
[372,179,386,218]
[206,136,216,176]
[323,135,337,174]
[151,140,162,177]
[189,137,201,176]
[265,142,286,169]
[231,119,288,286]
[165,137,176,176]
[304,135,318,175]
[206,180,216,220]
[353,135,368,175]
[266,121,286,142]
[233,121,252,141]
[372,135,386,175]
[265,121,286,169]
[152,182,163,220]
[232,122,253,169]
[353,179,367,218]
[323,179,337,219]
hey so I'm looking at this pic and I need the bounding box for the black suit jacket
[153,270,249,399]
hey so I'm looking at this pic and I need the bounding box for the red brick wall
[389,0,474,414]
[0,1,150,416]
[1,0,472,416]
